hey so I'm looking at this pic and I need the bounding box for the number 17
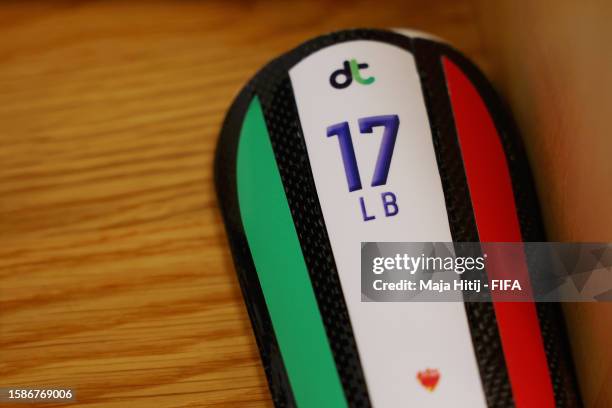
[326,114,399,192]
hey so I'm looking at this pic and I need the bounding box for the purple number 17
[326,114,399,192]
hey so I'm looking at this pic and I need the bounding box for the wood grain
[0,1,486,406]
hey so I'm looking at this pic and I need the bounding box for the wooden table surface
[0,1,561,407]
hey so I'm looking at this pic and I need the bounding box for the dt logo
[329,59,375,89]
[417,368,440,392]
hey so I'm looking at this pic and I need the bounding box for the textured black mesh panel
[413,38,515,408]
[214,85,296,407]
[250,32,384,408]
[258,75,372,407]
[421,39,582,407]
